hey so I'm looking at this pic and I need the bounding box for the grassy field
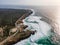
[0,9,32,26]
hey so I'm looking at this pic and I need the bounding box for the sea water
[15,15,55,45]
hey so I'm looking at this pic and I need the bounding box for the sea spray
[15,15,55,45]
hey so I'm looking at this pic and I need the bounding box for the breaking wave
[15,9,55,45]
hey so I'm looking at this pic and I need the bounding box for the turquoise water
[15,16,55,45]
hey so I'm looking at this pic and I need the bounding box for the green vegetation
[0,9,33,45]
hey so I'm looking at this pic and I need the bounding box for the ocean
[0,5,55,45]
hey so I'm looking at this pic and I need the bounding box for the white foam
[15,15,51,45]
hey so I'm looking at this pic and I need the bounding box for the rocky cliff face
[0,9,34,45]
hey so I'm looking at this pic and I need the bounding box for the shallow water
[15,15,55,45]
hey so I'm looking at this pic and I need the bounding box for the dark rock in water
[31,30,37,35]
